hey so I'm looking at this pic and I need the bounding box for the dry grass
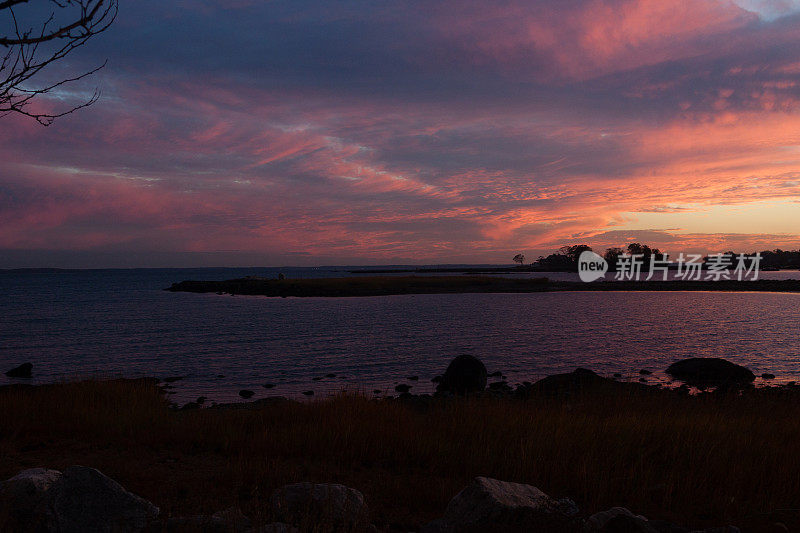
[1,379,799,530]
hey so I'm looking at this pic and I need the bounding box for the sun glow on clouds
[733,0,800,20]
[1,0,800,266]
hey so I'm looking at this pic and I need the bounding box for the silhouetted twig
[0,0,117,125]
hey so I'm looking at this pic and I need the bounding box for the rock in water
[5,362,32,378]
[441,477,579,532]
[436,355,487,395]
[270,482,369,530]
[0,468,62,530]
[47,465,159,532]
[666,358,755,389]
[488,381,512,393]
[517,368,608,398]
[239,389,255,399]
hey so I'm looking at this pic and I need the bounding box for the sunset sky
[2,0,800,267]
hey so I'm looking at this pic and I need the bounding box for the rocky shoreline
[6,355,794,410]
[180,355,788,410]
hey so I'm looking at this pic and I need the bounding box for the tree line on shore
[520,244,800,271]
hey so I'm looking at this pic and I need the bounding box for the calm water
[1,267,800,403]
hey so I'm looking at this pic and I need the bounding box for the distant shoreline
[166,275,800,297]
[349,265,797,274]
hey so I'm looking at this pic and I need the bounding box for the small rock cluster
[418,477,747,533]
[421,356,763,402]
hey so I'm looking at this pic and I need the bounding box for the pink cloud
[3,0,800,265]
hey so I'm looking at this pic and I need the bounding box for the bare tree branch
[0,0,117,125]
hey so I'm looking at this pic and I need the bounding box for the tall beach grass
[0,379,798,529]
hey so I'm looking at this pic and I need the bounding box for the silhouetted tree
[557,244,592,264]
[512,253,525,265]
[758,249,800,269]
[604,247,624,270]
[1,0,117,125]
[626,242,651,256]
[625,242,664,267]
[534,244,592,270]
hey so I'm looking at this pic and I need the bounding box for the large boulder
[440,477,580,532]
[0,468,62,530]
[666,358,754,389]
[269,482,369,530]
[527,368,607,396]
[47,466,158,532]
[515,369,659,399]
[1,466,158,532]
[5,362,32,378]
[436,355,487,395]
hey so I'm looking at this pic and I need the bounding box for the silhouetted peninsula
[166,275,800,297]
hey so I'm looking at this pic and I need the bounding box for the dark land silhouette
[167,275,800,298]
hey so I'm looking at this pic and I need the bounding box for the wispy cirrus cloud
[1,0,800,267]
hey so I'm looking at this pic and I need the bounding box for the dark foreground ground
[1,378,799,531]
[166,275,800,297]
